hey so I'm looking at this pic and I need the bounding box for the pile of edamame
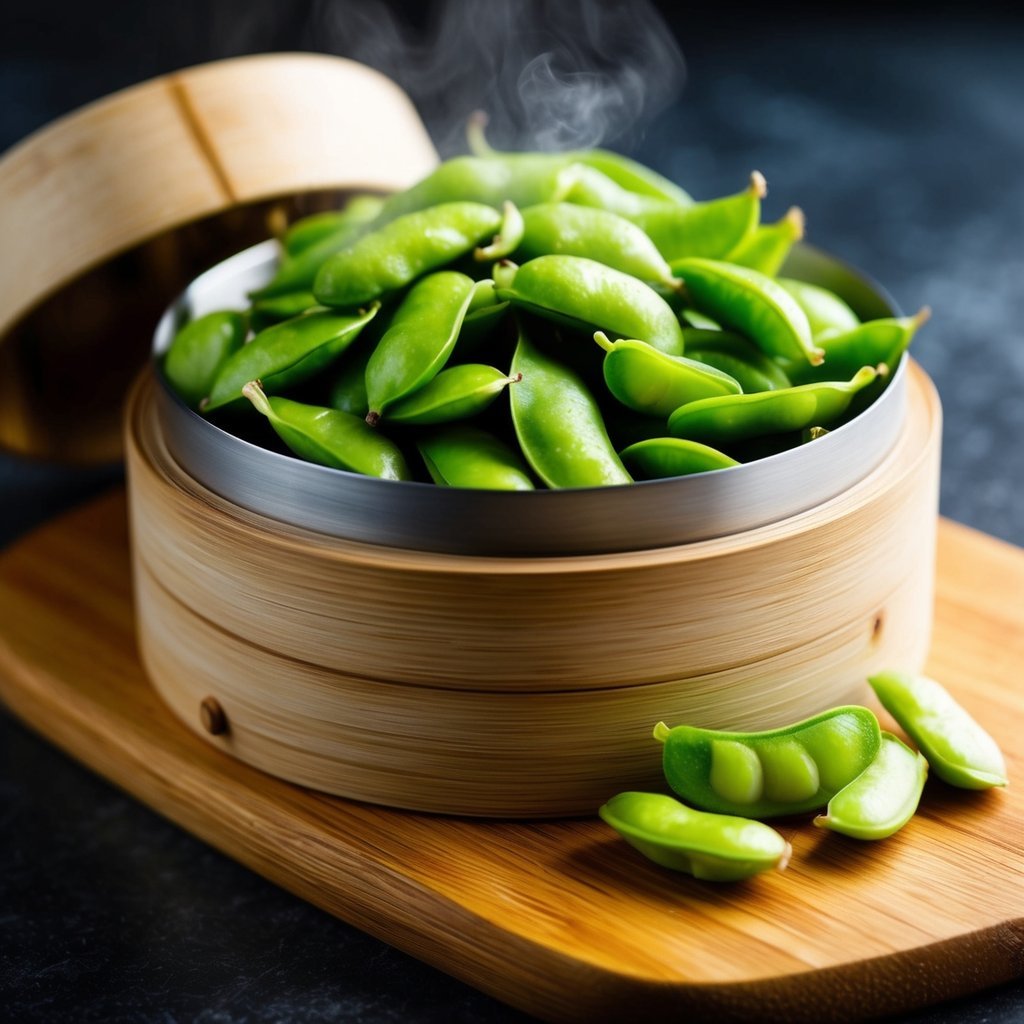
[162,128,930,489]
[600,672,1007,882]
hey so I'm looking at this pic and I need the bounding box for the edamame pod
[327,345,373,417]
[204,305,379,412]
[250,291,318,332]
[726,207,805,277]
[680,308,722,331]
[314,203,503,307]
[596,331,740,418]
[668,366,878,443]
[599,792,790,882]
[814,733,928,840]
[163,311,246,409]
[282,196,384,257]
[620,438,739,479]
[417,425,534,490]
[242,382,410,481]
[778,278,860,340]
[559,163,669,220]
[869,671,1007,789]
[510,328,631,487]
[682,329,793,392]
[672,258,823,365]
[655,706,882,818]
[384,364,519,425]
[365,272,481,421]
[474,201,526,260]
[496,255,685,355]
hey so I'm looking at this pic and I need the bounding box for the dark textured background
[2,2,1023,1021]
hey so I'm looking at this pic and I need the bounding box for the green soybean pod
[778,278,861,340]
[364,272,480,421]
[384,364,519,426]
[683,331,793,393]
[282,196,384,257]
[869,671,1007,789]
[417,424,535,491]
[620,438,739,480]
[241,381,410,481]
[672,257,823,366]
[574,151,693,207]
[163,311,246,409]
[558,162,671,220]
[510,328,631,488]
[250,291,318,332]
[814,733,929,840]
[599,792,791,882]
[496,255,685,356]
[655,706,882,819]
[314,202,503,308]
[204,304,379,413]
[596,331,740,418]
[327,345,373,417]
[631,172,766,263]
[668,366,879,444]
[726,207,805,277]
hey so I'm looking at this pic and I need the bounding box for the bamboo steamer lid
[0,53,438,463]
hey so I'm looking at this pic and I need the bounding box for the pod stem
[593,331,616,354]
[475,201,525,261]
[913,305,932,327]
[241,380,271,416]
[365,411,381,428]
[466,110,495,157]
[783,206,806,239]
[652,721,671,744]
[749,170,768,199]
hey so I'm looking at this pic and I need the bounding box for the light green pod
[163,311,246,409]
[655,706,882,818]
[204,305,379,412]
[417,425,534,491]
[680,308,722,331]
[620,438,739,479]
[814,732,928,840]
[282,196,384,257]
[869,671,1007,789]
[241,382,410,481]
[558,163,669,220]
[599,792,790,882]
[778,278,861,340]
[726,207,805,277]
[596,332,740,418]
[384,364,519,425]
[682,330,792,393]
[668,366,878,444]
[672,257,823,366]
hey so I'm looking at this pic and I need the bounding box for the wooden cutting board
[0,490,1022,1023]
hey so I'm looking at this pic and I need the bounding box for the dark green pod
[250,291,318,332]
[163,311,246,409]
[282,196,383,257]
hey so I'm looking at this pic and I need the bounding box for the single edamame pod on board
[281,196,384,257]
[163,311,246,409]
[204,304,379,412]
[384,364,520,426]
[778,278,861,340]
[599,792,790,882]
[655,706,882,818]
[417,424,535,491]
[314,202,503,308]
[667,366,879,444]
[595,331,740,418]
[869,671,1008,789]
[496,255,685,355]
[241,381,411,481]
[672,257,823,366]
[510,327,631,488]
[814,732,928,840]
[682,329,793,393]
[726,207,805,277]
[620,438,739,480]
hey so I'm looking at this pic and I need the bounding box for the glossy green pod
[869,671,1007,789]
[672,257,823,366]
[327,345,373,417]
[668,366,878,444]
[682,330,792,393]
[417,425,535,490]
[778,278,861,340]
[204,304,379,412]
[596,332,740,418]
[558,163,668,220]
[384,364,519,425]
[620,438,739,479]
[250,291,318,331]
[655,706,882,818]
[241,382,410,481]
[726,207,805,277]
[496,255,685,355]
[510,328,631,488]
[599,792,790,882]
[282,196,384,257]
[314,202,502,307]
[163,311,246,409]
[814,733,928,840]
[573,151,693,207]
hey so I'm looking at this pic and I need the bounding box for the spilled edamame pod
[595,331,740,418]
[163,311,246,410]
[682,330,793,393]
[672,257,823,365]
[869,671,1008,789]
[668,366,879,444]
[510,327,631,487]
[620,438,739,479]
[364,272,481,422]
[241,381,410,481]
[417,424,534,490]
[384,364,520,426]
[599,792,790,882]
[655,706,882,818]
[314,202,504,307]
[726,206,805,277]
[496,255,685,355]
[778,278,861,340]
[281,196,384,257]
[204,304,379,412]
[814,732,928,840]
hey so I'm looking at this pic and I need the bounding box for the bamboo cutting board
[0,491,1022,1023]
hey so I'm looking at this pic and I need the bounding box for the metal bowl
[151,241,905,556]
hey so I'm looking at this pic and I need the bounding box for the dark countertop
[1,4,1022,1021]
